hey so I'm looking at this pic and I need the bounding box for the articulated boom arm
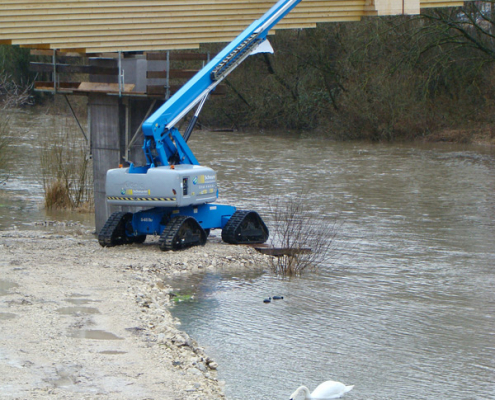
[140,0,302,168]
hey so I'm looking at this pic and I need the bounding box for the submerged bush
[40,118,93,211]
[268,195,340,276]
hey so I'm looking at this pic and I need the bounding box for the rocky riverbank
[0,229,270,399]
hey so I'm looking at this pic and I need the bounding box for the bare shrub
[268,195,340,276]
[40,118,93,211]
[0,73,34,109]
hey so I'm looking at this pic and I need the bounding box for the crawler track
[159,215,207,251]
[221,210,269,245]
[98,212,132,247]
[98,212,146,247]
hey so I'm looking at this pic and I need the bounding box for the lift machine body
[99,0,302,250]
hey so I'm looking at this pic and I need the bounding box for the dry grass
[44,179,72,209]
[268,195,341,276]
[40,117,93,211]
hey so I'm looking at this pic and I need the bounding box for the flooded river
[0,109,94,229]
[1,109,494,399]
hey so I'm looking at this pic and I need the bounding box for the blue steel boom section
[138,0,302,170]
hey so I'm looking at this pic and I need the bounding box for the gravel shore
[0,229,270,399]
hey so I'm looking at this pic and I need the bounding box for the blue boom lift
[98,0,302,250]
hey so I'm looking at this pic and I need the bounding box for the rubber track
[159,215,206,251]
[221,210,269,245]
[98,211,130,247]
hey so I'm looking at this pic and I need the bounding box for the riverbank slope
[0,229,269,399]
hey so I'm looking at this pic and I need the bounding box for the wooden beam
[34,81,80,89]
[19,43,51,49]
[420,1,464,6]
[254,247,312,256]
[84,43,200,53]
[77,81,135,93]
[30,62,119,75]
[146,84,226,96]
[30,49,87,57]
[147,70,198,79]
[146,52,210,61]
[11,29,242,46]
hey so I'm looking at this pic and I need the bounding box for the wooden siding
[0,0,465,53]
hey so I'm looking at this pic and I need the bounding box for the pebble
[208,361,219,370]
[0,229,270,400]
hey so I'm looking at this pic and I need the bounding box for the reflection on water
[2,111,495,399]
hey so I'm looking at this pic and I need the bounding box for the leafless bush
[268,195,341,276]
[0,73,34,109]
[40,118,93,211]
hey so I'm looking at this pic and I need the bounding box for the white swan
[290,380,354,399]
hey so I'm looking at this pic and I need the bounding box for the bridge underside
[0,0,464,54]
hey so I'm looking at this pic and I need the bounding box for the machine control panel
[183,177,189,196]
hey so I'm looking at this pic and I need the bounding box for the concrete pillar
[89,93,124,233]
[89,94,160,233]
[88,57,163,233]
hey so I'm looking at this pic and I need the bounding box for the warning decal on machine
[108,197,176,202]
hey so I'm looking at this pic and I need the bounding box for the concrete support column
[89,94,160,233]
[88,57,163,233]
[89,93,125,233]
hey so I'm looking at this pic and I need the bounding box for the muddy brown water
[1,109,494,399]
